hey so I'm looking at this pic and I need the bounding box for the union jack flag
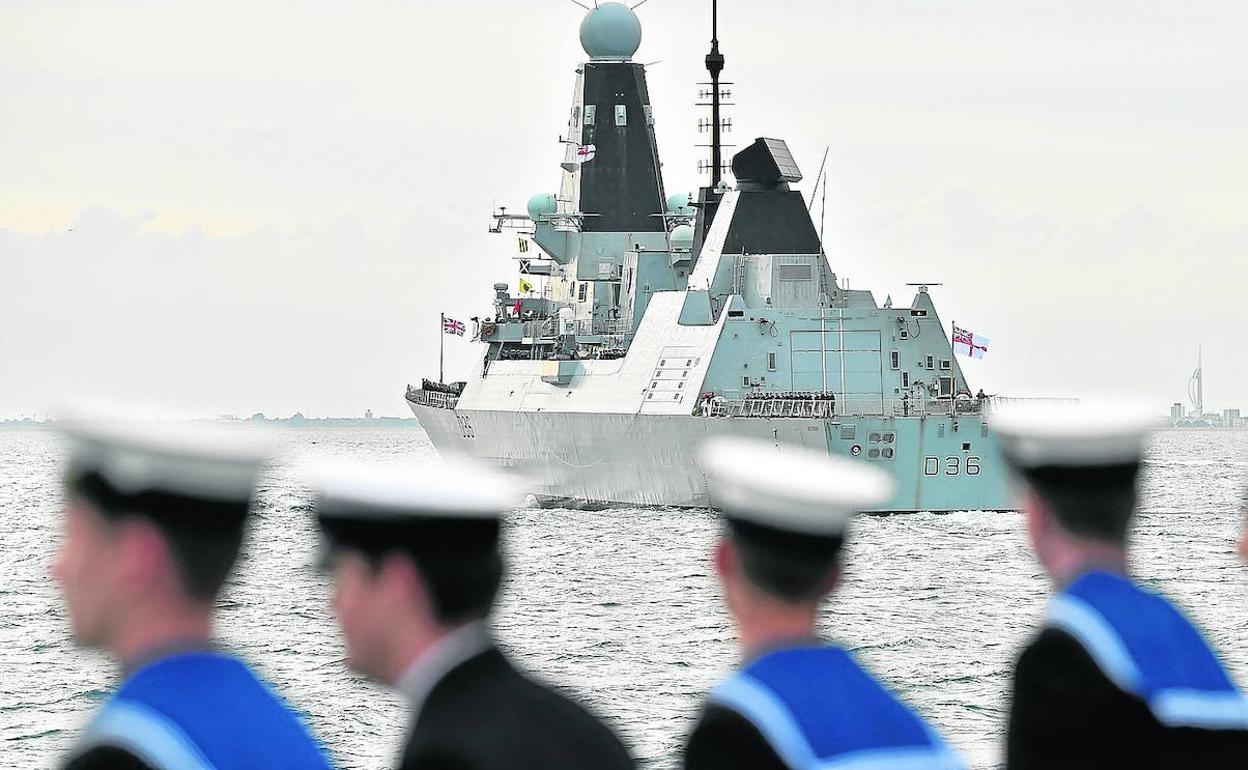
[442,316,465,336]
[953,324,989,359]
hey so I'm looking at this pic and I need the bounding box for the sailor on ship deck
[994,403,1248,768]
[682,438,965,770]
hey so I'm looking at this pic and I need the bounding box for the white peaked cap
[60,413,271,504]
[989,400,1156,469]
[306,457,521,520]
[698,437,896,535]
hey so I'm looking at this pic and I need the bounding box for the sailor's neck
[735,605,820,661]
[111,607,214,674]
[1050,546,1129,588]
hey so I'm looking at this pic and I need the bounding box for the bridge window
[940,359,951,371]
[890,351,899,369]
[767,352,776,371]
[615,105,627,126]
[778,265,812,281]
[577,283,588,302]
[584,105,596,126]
[926,355,934,369]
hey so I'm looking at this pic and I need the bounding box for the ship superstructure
[406,2,1012,511]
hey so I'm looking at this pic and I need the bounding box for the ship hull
[409,401,1011,512]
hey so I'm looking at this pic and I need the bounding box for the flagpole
[950,320,956,406]
[439,312,445,384]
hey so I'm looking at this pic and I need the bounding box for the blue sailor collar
[1047,569,1248,730]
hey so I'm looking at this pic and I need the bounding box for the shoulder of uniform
[685,703,785,770]
[63,744,159,770]
[76,699,214,770]
[419,651,627,749]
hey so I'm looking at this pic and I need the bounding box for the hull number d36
[924,456,982,477]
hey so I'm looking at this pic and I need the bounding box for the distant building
[365,409,374,420]
[1171,402,1184,421]
[1226,408,1241,427]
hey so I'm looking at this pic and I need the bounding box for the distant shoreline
[0,416,423,429]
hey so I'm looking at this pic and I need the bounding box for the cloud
[0,206,505,418]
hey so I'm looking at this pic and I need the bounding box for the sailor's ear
[378,552,437,620]
[713,537,735,579]
[1024,488,1053,541]
[820,563,843,595]
[114,518,175,594]
[1237,509,1248,563]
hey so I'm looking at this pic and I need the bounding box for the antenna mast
[705,0,725,187]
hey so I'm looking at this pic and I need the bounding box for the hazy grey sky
[2,0,1245,418]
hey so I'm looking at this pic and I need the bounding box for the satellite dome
[666,192,694,217]
[579,2,642,61]
[526,193,558,222]
[670,223,695,251]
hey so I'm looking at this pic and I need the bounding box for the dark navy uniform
[1007,569,1248,769]
[687,438,964,770]
[400,644,634,770]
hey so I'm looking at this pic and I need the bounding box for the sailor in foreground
[684,437,965,770]
[307,458,635,770]
[994,403,1248,768]
[53,417,331,770]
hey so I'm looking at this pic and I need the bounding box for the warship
[406,2,1017,511]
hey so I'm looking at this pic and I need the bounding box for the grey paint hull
[409,401,1012,512]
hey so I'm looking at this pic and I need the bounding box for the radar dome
[670,223,695,251]
[526,193,558,222]
[579,2,642,61]
[666,192,694,217]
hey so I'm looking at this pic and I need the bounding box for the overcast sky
[2,0,1244,418]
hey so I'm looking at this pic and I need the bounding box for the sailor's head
[698,438,894,629]
[307,458,517,685]
[990,402,1153,579]
[52,415,267,650]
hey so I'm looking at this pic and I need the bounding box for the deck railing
[405,388,458,410]
[703,395,987,419]
[700,394,1079,420]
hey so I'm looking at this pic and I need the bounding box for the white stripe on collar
[395,621,494,722]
